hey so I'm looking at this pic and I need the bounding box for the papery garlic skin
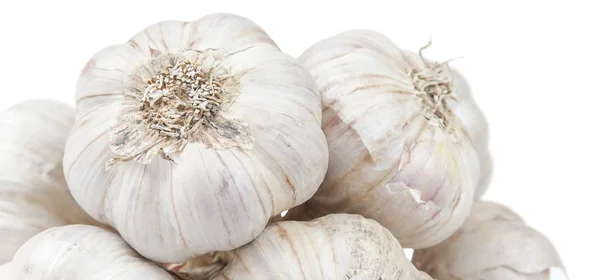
[63,13,328,263]
[0,100,104,264]
[412,201,566,280]
[286,30,480,249]
[0,225,174,280]
[450,70,493,198]
[215,214,433,280]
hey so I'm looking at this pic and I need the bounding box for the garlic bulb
[449,70,492,198]
[412,201,566,280]
[286,30,480,249]
[63,13,328,263]
[0,100,104,264]
[215,214,433,280]
[0,225,174,280]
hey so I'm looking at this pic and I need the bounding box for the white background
[0,1,595,279]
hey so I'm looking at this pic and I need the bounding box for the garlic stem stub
[0,100,104,264]
[286,30,480,249]
[215,214,433,280]
[63,13,329,263]
[0,225,175,280]
[412,201,567,280]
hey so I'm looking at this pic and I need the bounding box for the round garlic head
[287,30,480,249]
[63,13,328,263]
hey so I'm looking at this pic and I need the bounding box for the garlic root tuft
[107,49,251,169]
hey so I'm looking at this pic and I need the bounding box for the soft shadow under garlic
[162,252,233,280]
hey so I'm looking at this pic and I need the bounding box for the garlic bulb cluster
[449,70,493,197]
[63,13,329,263]
[412,201,565,280]
[286,30,481,249]
[0,100,104,264]
[215,214,432,280]
[2,10,570,280]
[0,225,174,280]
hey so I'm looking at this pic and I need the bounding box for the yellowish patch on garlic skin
[108,49,252,169]
[412,201,566,280]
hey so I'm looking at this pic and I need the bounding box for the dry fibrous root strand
[107,49,251,169]
[409,40,457,130]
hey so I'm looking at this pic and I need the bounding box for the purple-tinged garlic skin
[413,201,566,280]
[0,100,104,264]
[450,70,493,198]
[215,214,433,280]
[0,225,174,280]
[286,29,480,249]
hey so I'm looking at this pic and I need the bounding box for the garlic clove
[286,29,480,249]
[412,201,566,280]
[215,214,433,280]
[0,100,105,264]
[0,225,175,280]
[449,69,493,198]
[64,13,328,264]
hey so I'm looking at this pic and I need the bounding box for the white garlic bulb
[0,100,104,264]
[449,70,493,198]
[0,225,175,280]
[412,201,566,280]
[63,13,328,263]
[215,214,433,280]
[286,30,480,249]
